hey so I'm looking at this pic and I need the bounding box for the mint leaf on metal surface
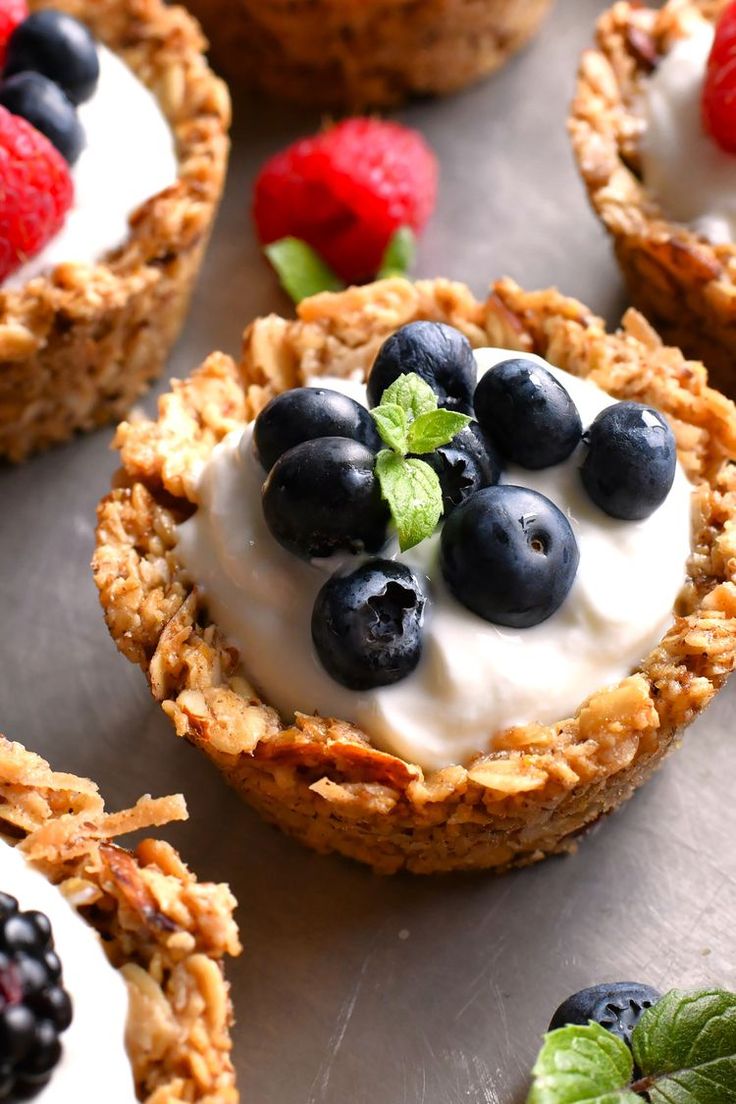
[381,373,437,421]
[407,409,471,454]
[264,237,344,303]
[377,226,416,280]
[375,450,443,551]
[527,1023,638,1104]
[632,989,736,1103]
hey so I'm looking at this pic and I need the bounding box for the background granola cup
[569,0,736,398]
[0,0,231,463]
[0,735,240,1103]
[93,277,736,876]
[182,0,553,110]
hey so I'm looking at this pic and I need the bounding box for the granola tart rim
[569,0,736,394]
[93,277,736,875]
[0,735,240,1104]
[0,0,231,461]
[181,0,553,110]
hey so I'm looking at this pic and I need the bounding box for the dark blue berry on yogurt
[262,437,389,560]
[367,321,477,413]
[473,357,582,469]
[548,982,662,1048]
[440,484,579,628]
[312,560,425,690]
[580,402,677,520]
[5,10,100,105]
[252,387,381,472]
[0,72,84,164]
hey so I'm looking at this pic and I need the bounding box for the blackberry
[0,894,72,1099]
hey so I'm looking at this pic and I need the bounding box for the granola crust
[568,0,736,397]
[0,0,231,462]
[93,277,736,875]
[182,0,552,110]
[0,736,240,1103]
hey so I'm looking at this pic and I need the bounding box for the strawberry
[0,0,28,69]
[253,118,438,284]
[0,105,74,283]
[703,0,736,152]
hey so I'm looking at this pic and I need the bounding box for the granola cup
[569,0,736,397]
[182,0,553,110]
[0,0,231,462]
[0,735,240,1103]
[93,277,736,875]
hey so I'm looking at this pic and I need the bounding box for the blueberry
[549,982,662,1047]
[0,72,84,164]
[440,485,579,628]
[5,10,100,106]
[262,437,389,560]
[473,358,582,469]
[312,560,425,690]
[366,321,477,413]
[581,402,677,520]
[412,421,503,516]
[252,387,381,472]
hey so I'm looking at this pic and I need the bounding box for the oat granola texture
[0,0,230,462]
[94,277,736,875]
[569,0,736,395]
[0,736,240,1103]
[182,0,553,109]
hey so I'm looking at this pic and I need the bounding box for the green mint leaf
[380,373,437,422]
[526,1024,639,1104]
[375,451,443,551]
[264,237,344,303]
[632,989,736,1103]
[407,409,471,455]
[371,403,409,454]
[377,226,416,279]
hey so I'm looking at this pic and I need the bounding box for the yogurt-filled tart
[570,0,736,396]
[0,735,240,1101]
[0,0,230,461]
[93,277,736,875]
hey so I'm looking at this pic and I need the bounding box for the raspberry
[702,0,736,152]
[0,0,27,68]
[0,106,73,283]
[253,118,438,284]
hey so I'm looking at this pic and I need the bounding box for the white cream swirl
[0,839,136,1102]
[176,350,692,771]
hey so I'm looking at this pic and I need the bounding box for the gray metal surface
[2,2,735,1101]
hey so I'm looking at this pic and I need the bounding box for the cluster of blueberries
[0,893,72,1099]
[250,321,677,691]
[0,9,99,164]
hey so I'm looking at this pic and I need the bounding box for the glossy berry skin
[312,560,425,690]
[262,437,389,560]
[5,10,99,106]
[0,0,27,69]
[253,117,437,284]
[0,105,73,282]
[581,402,677,521]
[367,322,477,413]
[473,358,582,469]
[0,72,84,164]
[548,982,662,1047]
[440,485,579,628]
[253,387,381,472]
[413,421,502,516]
[703,0,736,152]
[0,894,72,1099]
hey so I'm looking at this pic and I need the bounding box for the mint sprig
[527,989,736,1104]
[370,372,470,551]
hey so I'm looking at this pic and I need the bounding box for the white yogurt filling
[176,350,692,772]
[0,839,136,1102]
[640,15,736,243]
[3,42,178,289]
